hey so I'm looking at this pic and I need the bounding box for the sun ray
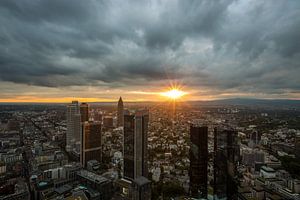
[160,88,187,100]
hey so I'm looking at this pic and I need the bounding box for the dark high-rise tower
[189,125,208,198]
[123,110,149,180]
[295,136,300,161]
[117,97,124,127]
[80,121,102,167]
[80,103,89,123]
[214,126,240,200]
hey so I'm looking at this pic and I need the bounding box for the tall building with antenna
[117,97,124,127]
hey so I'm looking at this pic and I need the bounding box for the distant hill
[1,98,300,108]
[190,98,300,107]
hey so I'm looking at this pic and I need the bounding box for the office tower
[94,112,102,122]
[214,126,240,200]
[103,116,114,128]
[66,101,81,152]
[80,103,89,122]
[189,125,208,199]
[81,121,102,167]
[251,131,261,144]
[117,97,124,127]
[296,136,300,161]
[248,131,261,147]
[242,150,265,167]
[123,110,149,180]
[120,110,151,200]
[132,177,151,200]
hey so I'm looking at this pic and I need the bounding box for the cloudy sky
[0,0,299,102]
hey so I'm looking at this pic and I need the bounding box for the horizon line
[0,97,300,104]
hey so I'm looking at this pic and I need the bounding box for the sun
[161,88,187,100]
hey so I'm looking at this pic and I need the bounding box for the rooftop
[65,191,88,200]
[54,184,72,195]
[77,170,109,184]
[252,186,264,192]
[261,166,275,173]
[134,176,151,186]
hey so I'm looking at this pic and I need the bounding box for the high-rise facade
[295,136,300,161]
[66,101,81,152]
[123,110,149,180]
[213,126,240,200]
[103,116,114,128]
[117,97,124,127]
[189,125,208,198]
[80,121,102,167]
[94,112,102,122]
[80,103,89,123]
[132,177,151,200]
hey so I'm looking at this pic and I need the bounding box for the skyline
[0,0,300,102]
[1,91,300,199]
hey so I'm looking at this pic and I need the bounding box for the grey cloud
[0,0,299,97]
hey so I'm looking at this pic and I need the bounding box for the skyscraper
[117,97,124,127]
[123,110,149,180]
[94,112,102,122]
[103,116,114,128]
[295,136,300,161]
[248,131,261,148]
[214,126,240,200]
[66,101,81,152]
[80,103,89,123]
[81,121,102,167]
[132,177,151,200]
[189,125,208,199]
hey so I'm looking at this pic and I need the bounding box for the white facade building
[66,101,81,152]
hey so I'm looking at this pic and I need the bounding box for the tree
[161,181,185,199]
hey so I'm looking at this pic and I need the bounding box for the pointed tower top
[118,96,123,102]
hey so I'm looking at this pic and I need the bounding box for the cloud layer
[0,0,300,101]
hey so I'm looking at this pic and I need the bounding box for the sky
[0,0,300,102]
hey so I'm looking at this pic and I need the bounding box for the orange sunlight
[160,88,187,100]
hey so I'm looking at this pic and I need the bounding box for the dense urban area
[0,99,300,200]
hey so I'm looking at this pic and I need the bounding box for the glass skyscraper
[213,126,240,200]
[189,125,208,199]
[123,110,149,180]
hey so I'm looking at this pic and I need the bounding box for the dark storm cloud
[0,0,299,95]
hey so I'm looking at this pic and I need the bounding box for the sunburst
[160,88,187,100]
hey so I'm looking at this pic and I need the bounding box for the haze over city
[0,0,300,102]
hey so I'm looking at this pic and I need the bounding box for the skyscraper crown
[118,96,123,103]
